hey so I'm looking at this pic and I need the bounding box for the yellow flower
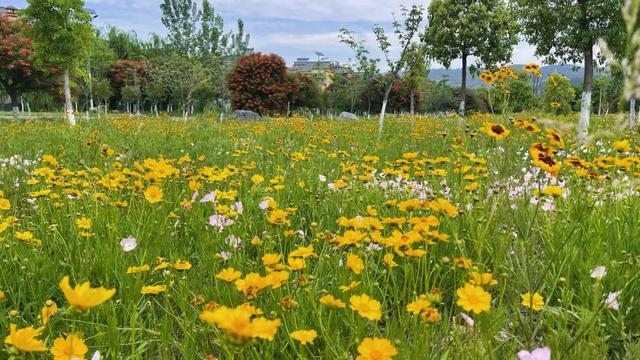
[540,185,565,197]
[216,267,242,282]
[15,231,34,241]
[339,280,360,292]
[349,294,382,320]
[251,174,265,184]
[482,122,511,140]
[383,253,398,268]
[75,217,92,230]
[144,185,164,204]
[521,292,544,311]
[469,272,498,286]
[0,198,10,210]
[346,253,364,275]
[613,139,632,153]
[0,290,5,300]
[4,323,47,353]
[174,260,192,270]
[50,333,88,360]
[319,294,346,308]
[141,285,168,295]
[59,276,116,310]
[42,154,58,165]
[262,253,282,267]
[290,329,318,345]
[406,296,431,315]
[39,300,58,326]
[286,257,306,271]
[456,283,491,314]
[356,337,398,360]
[199,305,281,341]
[127,264,151,274]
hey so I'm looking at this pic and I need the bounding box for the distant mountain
[428,64,597,88]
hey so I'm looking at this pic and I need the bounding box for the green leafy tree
[161,0,249,59]
[341,5,424,135]
[24,0,94,126]
[424,0,518,116]
[514,0,626,136]
[403,43,428,122]
[543,73,576,115]
[338,31,380,114]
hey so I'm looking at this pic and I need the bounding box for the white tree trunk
[630,98,636,128]
[458,99,466,116]
[378,83,393,136]
[64,68,76,126]
[578,90,591,139]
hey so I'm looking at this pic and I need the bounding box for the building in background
[0,5,18,19]
[289,57,347,90]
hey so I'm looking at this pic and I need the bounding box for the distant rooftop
[290,57,344,73]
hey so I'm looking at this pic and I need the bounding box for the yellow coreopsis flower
[39,300,58,326]
[469,272,498,286]
[75,217,92,230]
[456,283,491,314]
[356,337,398,360]
[0,198,10,210]
[141,285,168,295]
[290,329,318,345]
[216,267,242,282]
[319,294,346,309]
[346,253,364,275]
[59,276,115,310]
[144,185,164,204]
[521,292,544,311]
[50,333,88,360]
[349,294,382,321]
[174,260,192,270]
[4,323,47,353]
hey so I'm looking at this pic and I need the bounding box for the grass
[0,113,639,359]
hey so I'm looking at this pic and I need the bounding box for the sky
[8,0,541,69]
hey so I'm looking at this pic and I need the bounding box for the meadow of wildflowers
[0,114,639,359]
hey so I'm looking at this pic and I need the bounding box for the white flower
[120,236,137,252]
[209,214,234,230]
[225,235,242,248]
[318,175,326,182]
[460,312,474,327]
[604,291,620,310]
[233,201,244,215]
[258,200,269,211]
[219,251,232,260]
[91,351,101,360]
[590,266,607,280]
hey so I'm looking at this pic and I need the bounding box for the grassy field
[0,113,639,359]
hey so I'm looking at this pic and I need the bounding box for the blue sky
[9,0,540,69]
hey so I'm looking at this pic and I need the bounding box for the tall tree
[425,0,518,116]
[0,15,54,118]
[340,5,424,135]
[338,30,379,114]
[514,0,626,137]
[24,0,94,126]
[161,0,249,59]
[403,43,429,122]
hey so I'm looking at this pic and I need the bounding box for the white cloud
[216,0,428,23]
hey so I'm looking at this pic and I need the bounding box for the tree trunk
[410,89,415,126]
[631,98,636,128]
[8,89,20,121]
[459,53,467,116]
[64,68,76,126]
[578,46,593,139]
[378,82,393,136]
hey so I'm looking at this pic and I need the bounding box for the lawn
[0,113,639,359]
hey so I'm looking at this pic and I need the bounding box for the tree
[340,5,424,135]
[514,0,626,137]
[403,43,428,122]
[542,73,576,115]
[161,0,249,59]
[0,16,55,118]
[227,53,298,116]
[425,0,518,116]
[147,54,210,119]
[25,0,94,126]
[338,31,380,115]
[92,78,112,114]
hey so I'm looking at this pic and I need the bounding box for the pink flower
[120,236,137,252]
[460,312,474,327]
[517,347,551,360]
[199,190,217,203]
